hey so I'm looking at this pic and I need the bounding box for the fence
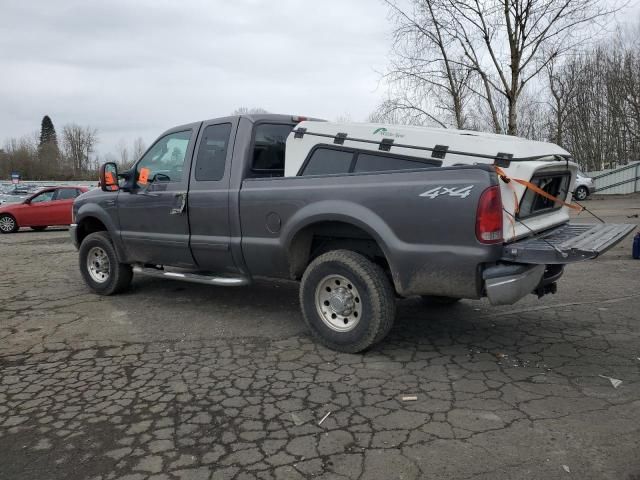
[587,162,640,195]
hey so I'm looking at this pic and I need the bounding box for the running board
[133,266,249,286]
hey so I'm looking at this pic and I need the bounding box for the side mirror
[99,162,119,192]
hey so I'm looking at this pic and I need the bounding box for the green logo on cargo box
[372,127,404,138]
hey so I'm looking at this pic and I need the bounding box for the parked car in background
[0,186,88,233]
[574,170,596,200]
[0,184,34,205]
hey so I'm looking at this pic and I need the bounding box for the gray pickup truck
[71,114,634,352]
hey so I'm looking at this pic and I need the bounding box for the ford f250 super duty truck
[71,114,635,352]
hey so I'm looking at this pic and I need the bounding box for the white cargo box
[285,121,578,242]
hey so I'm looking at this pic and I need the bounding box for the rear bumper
[483,263,564,305]
[69,223,79,249]
[483,264,543,305]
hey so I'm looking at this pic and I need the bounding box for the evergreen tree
[39,115,58,147]
[38,115,60,178]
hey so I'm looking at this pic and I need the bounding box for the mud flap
[501,223,636,264]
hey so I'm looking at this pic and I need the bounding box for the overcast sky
[2,0,639,159]
[0,0,392,157]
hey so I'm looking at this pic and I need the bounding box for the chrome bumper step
[133,266,249,286]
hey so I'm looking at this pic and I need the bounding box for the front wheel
[299,250,396,353]
[79,231,132,295]
[0,214,18,233]
[574,186,589,201]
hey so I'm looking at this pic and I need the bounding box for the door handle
[170,192,187,215]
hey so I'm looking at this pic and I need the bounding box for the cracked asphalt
[1,195,639,480]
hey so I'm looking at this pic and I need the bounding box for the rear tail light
[476,185,503,244]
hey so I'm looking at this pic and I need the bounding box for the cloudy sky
[0,0,392,157]
[2,0,639,159]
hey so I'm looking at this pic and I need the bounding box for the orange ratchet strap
[494,166,583,212]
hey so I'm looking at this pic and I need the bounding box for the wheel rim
[0,216,15,232]
[576,188,587,200]
[314,274,362,332]
[86,246,110,283]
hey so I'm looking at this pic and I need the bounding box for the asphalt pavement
[1,195,639,479]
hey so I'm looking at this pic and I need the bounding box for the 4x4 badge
[420,185,474,199]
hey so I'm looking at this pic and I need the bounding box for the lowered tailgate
[502,223,636,264]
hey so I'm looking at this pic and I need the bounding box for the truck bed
[239,164,502,298]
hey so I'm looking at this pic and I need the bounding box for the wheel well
[288,221,390,280]
[77,217,107,245]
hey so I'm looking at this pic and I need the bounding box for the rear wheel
[574,186,589,201]
[0,214,18,234]
[79,231,132,295]
[31,226,48,231]
[421,295,460,305]
[299,250,395,353]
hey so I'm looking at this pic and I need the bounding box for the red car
[0,186,89,233]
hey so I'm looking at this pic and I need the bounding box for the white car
[574,170,595,201]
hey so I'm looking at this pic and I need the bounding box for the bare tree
[382,0,474,129]
[546,58,579,146]
[549,34,640,171]
[381,0,623,135]
[116,139,129,167]
[62,124,98,174]
[1,136,38,179]
[335,112,353,123]
[132,137,146,163]
[232,107,269,115]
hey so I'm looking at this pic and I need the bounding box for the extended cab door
[117,125,199,267]
[187,119,239,273]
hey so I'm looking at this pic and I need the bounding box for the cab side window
[194,123,232,181]
[136,131,192,186]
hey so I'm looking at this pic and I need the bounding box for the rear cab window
[250,124,295,178]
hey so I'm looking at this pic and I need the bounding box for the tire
[0,214,18,234]
[31,226,48,231]
[421,295,460,305]
[299,249,396,353]
[79,231,132,295]
[574,186,589,201]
